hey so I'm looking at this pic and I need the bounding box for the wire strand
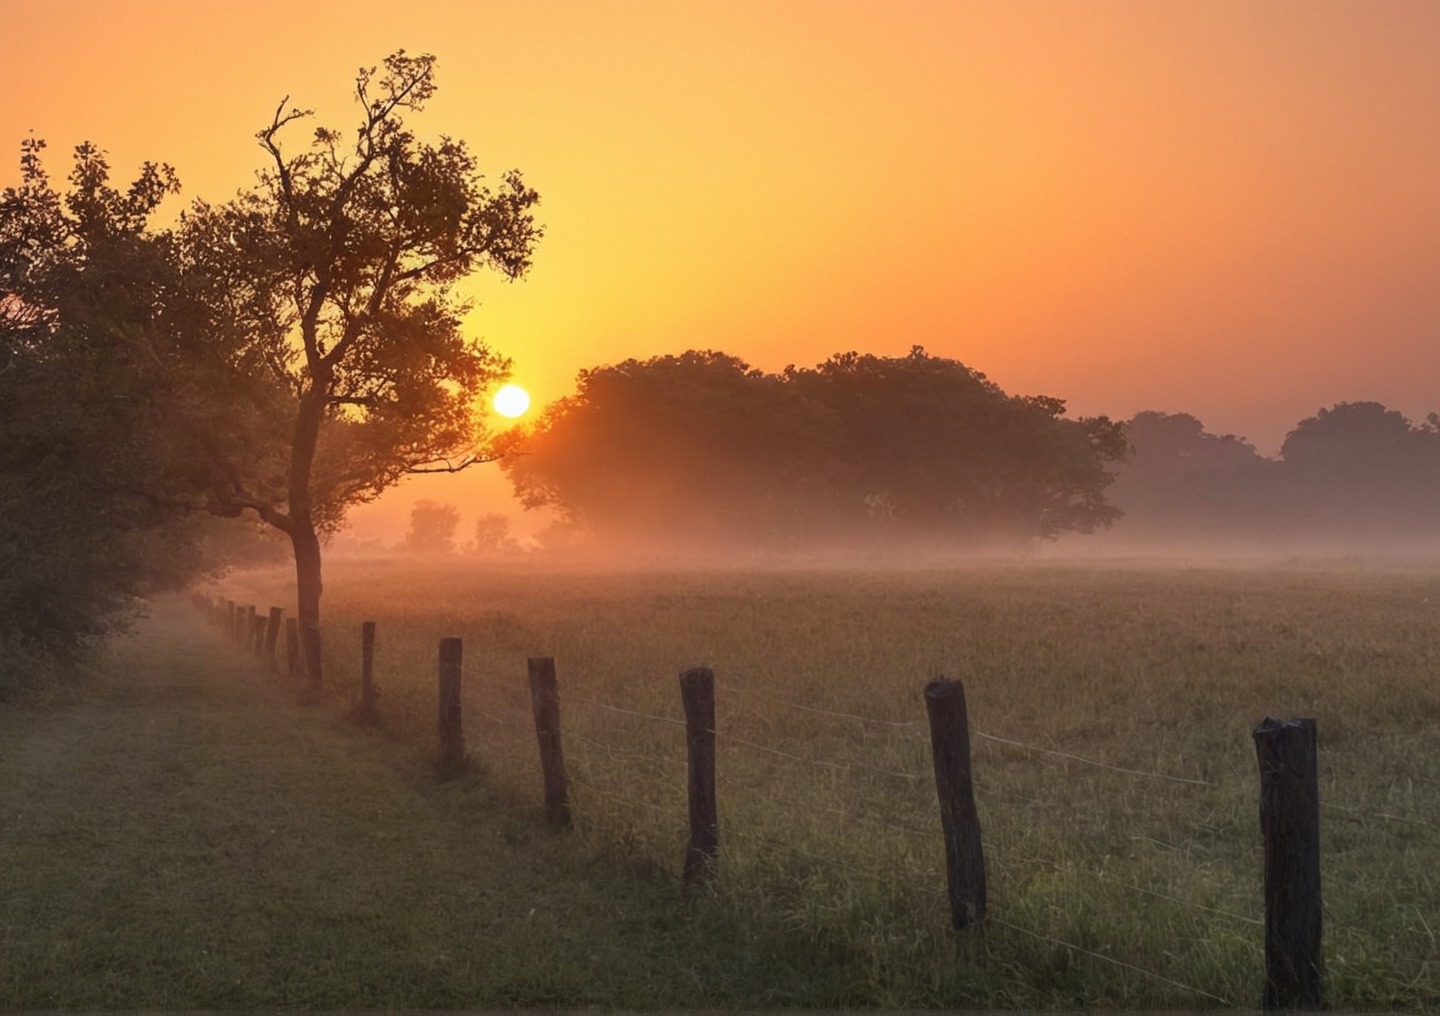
[991,916,1234,1006]
[717,682,919,727]
[973,730,1215,786]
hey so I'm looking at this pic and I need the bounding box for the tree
[403,500,460,554]
[784,348,1128,542]
[1279,401,1440,539]
[470,512,520,556]
[174,52,541,680]
[0,140,220,690]
[506,346,1127,551]
[504,350,842,548]
[1109,411,1277,538]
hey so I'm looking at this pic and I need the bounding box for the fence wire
[199,595,1438,1007]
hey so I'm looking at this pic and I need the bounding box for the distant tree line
[504,348,1128,552]
[1112,403,1440,548]
[502,352,1440,556]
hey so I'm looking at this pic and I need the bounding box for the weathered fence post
[679,666,718,884]
[226,601,237,642]
[924,676,987,930]
[284,617,299,677]
[1254,716,1323,1010]
[527,656,571,826]
[358,621,378,720]
[242,605,256,648]
[263,607,283,672]
[438,637,465,772]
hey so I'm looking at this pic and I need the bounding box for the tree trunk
[291,522,323,686]
[288,382,328,686]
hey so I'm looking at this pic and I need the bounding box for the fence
[193,591,1435,1010]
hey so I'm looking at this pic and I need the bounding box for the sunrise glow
[492,384,531,419]
[6,0,1438,540]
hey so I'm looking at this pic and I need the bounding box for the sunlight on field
[211,558,1440,1009]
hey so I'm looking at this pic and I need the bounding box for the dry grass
[204,555,1440,1008]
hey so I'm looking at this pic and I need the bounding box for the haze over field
[5,1,1438,543]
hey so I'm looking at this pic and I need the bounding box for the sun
[492,383,531,418]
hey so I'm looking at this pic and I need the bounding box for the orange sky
[5,1,1439,541]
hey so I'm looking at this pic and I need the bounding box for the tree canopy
[505,346,1127,552]
[0,141,230,690]
[1108,403,1440,547]
[2,52,542,684]
[181,52,537,679]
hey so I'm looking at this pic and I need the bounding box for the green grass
[6,558,1440,1008]
[0,598,857,1008]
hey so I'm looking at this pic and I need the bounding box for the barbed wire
[990,915,1236,1006]
[574,732,687,770]
[816,803,933,840]
[716,682,919,727]
[1094,874,1263,928]
[970,729,1216,787]
[574,780,678,821]
[1320,800,1440,830]
[201,598,1438,999]
[567,691,688,728]
[453,662,1405,824]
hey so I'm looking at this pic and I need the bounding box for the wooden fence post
[358,621,378,720]
[527,657,571,826]
[1254,716,1323,1010]
[242,605,256,649]
[263,607,283,672]
[226,601,237,642]
[924,676,987,929]
[438,637,465,772]
[679,666,718,884]
[284,617,299,677]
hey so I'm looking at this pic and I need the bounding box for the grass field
[199,555,1440,1010]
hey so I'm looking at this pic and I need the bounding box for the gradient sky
[5,1,1438,537]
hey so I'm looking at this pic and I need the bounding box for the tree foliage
[1110,403,1440,547]
[2,52,542,684]
[0,140,221,689]
[505,347,1127,551]
[403,500,461,554]
[171,51,541,678]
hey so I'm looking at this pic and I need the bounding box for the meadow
[211,555,1440,1009]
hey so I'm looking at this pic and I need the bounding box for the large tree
[506,350,840,547]
[1279,401,1440,539]
[506,347,1126,551]
[175,52,541,680]
[0,140,227,689]
[1108,411,1278,538]
[784,348,1128,541]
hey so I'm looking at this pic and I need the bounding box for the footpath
[0,597,752,1009]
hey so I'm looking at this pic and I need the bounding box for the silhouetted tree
[1279,401,1440,539]
[0,140,218,688]
[5,54,540,685]
[1109,411,1277,537]
[784,347,1128,541]
[506,346,1126,550]
[403,500,460,554]
[506,350,840,547]
[470,512,519,555]
[174,52,541,680]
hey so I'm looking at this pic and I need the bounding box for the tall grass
[213,557,1440,1008]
